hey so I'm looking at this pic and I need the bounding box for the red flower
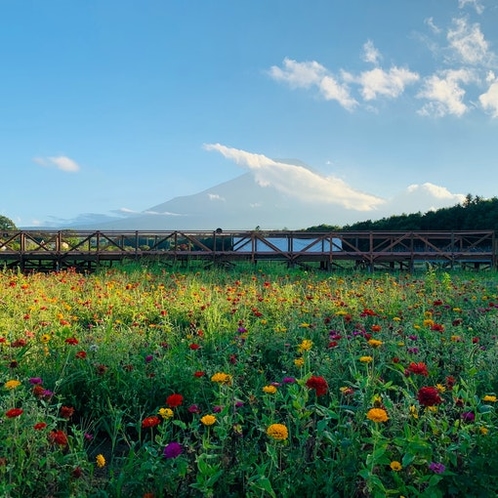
[371,325,382,332]
[5,408,23,418]
[189,343,200,350]
[49,430,68,446]
[306,376,328,396]
[417,386,443,407]
[445,376,456,390]
[75,350,87,359]
[32,385,45,398]
[34,422,47,430]
[166,393,184,408]
[194,371,205,378]
[141,416,161,428]
[65,337,79,345]
[431,323,445,332]
[408,362,429,377]
[60,406,75,419]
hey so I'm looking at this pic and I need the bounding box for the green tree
[0,214,17,231]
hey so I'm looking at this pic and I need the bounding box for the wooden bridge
[0,229,495,272]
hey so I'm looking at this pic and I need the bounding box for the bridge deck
[0,229,495,272]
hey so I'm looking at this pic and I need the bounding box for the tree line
[306,194,498,232]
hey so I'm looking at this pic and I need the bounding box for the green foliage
[1,267,498,495]
[0,214,16,231]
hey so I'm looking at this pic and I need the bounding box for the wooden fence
[0,229,495,272]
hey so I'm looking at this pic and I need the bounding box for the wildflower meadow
[2,263,498,497]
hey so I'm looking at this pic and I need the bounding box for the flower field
[2,264,498,497]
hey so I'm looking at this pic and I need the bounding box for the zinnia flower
[297,339,313,353]
[211,372,232,385]
[368,339,383,348]
[461,411,475,423]
[417,386,442,407]
[408,362,429,377]
[4,380,21,390]
[366,408,389,423]
[65,337,79,345]
[166,394,183,408]
[142,416,161,428]
[359,356,373,363]
[163,442,183,459]
[5,408,23,418]
[294,357,305,367]
[306,376,328,396]
[95,454,106,468]
[266,423,288,441]
[483,395,497,403]
[390,461,402,471]
[49,430,68,446]
[34,422,47,430]
[158,408,174,419]
[200,414,216,426]
[428,462,445,474]
[60,406,75,419]
[262,385,277,394]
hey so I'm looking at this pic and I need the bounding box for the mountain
[57,162,465,230]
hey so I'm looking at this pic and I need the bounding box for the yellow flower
[262,385,277,394]
[40,334,51,343]
[436,384,446,393]
[4,379,21,390]
[480,427,489,435]
[390,461,402,472]
[299,323,311,328]
[409,405,419,419]
[158,407,174,419]
[359,356,373,363]
[96,454,106,468]
[368,339,383,348]
[298,339,313,353]
[423,319,434,327]
[294,357,305,367]
[483,395,497,403]
[393,316,401,322]
[266,423,288,441]
[335,310,347,316]
[200,414,216,426]
[210,372,232,385]
[366,408,389,423]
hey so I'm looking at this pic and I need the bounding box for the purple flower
[29,377,43,385]
[408,335,418,341]
[282,376,296,384]
[407,347,419,354]
[188,404,201,413]
[163,442,183,459]
[234,401,244,408]
[428,462,446,474]
[145,354,154,363]
[84,432,94,441]
[461,411,475,422]
[213,405,223,413]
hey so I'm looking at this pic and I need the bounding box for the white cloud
[362,40,381,64]
[479,77,498,117]
[406,182,465,201]
[417,69,476,117]
[447,17,489,65]
[33,155,81,173]
[458,0,484,15]
[425,17,442,34]
[347,66,420,101]
[268,58,358,110]
[204,143,385,211]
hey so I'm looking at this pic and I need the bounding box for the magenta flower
[163,442,183,459]
[428,462,446,474]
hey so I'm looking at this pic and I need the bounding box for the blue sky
[2,0,498,228]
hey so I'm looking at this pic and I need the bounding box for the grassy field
[1,263,498,497]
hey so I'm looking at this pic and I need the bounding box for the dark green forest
[306,194,498,232]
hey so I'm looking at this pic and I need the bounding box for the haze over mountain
[53,157,466,231]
